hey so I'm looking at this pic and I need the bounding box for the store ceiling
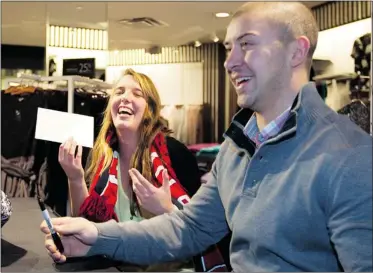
[1,1,326,50]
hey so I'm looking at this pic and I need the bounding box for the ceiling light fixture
[194,41,202,47]
[215,12,230,18]
[213,36,219,43]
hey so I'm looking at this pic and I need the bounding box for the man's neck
[255,80,307,131]
[256,106,290,132]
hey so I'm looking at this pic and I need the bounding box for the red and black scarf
[79,132,227,272]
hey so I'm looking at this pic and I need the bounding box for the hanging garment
[40,90,69,215]
[1,91,46,159]
[1,91,48,197]
[161,105,186,143]
[185,105,204,145]
[350,33,371,91]
[337,100,371,134]
[172,106,187,143]
[162,105,205,145]
[1,156,37,198]
[161,105,177,133]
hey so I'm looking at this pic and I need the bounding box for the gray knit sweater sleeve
[86,161,229,264]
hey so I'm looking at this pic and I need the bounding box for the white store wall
[106,63,204,106]
[314,18,371,75]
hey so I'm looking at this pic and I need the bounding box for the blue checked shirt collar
[244,107,291,148]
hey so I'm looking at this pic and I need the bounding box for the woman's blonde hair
[86,68,170,216]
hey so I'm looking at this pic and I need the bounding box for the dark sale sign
[62,58,95,78]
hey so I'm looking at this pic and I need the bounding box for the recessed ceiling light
[76,6,83,11]
[213,36,219,43]
[194,41,202,47]
[215,12,230,18]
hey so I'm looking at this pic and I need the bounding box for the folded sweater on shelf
[196,145,221,156]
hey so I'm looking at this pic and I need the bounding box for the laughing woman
[60,69,200,222]
[52,69,226,271]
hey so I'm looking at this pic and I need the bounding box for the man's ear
[290,36,310,67]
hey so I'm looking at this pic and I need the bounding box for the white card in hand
[35,107,94,148]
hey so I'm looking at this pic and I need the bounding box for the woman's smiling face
[110,75,147,133]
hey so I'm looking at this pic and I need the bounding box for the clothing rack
[3,74,113,113]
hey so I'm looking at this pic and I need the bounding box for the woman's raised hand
[58,137,84,182]
[129,169,176,215]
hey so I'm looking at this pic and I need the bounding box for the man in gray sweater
[41,2,372,272]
